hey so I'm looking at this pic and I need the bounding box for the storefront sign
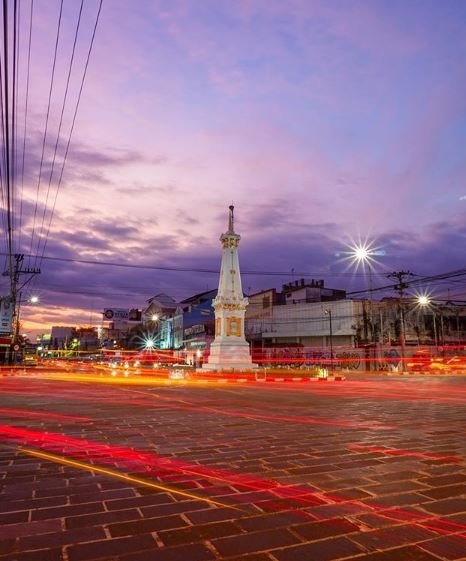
[103,308,129,321]
[184,324,205,337]
[0,297,13,333]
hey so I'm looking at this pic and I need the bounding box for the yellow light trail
[19,447,242,511]
[13,371,190,386]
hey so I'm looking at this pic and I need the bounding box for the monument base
[201,362,258,371]
[202,340,257,371]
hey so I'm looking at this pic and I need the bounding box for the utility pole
[324,309,333,372]
[2,254,40,361]
[387,271,414,373]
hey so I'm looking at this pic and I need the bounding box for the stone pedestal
[202,339,257,371]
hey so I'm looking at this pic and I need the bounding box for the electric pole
[2,254,40,361]
[387,270,414,372]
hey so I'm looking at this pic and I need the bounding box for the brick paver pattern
[0,372,465,561]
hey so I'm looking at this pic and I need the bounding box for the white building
[247,299,362,348]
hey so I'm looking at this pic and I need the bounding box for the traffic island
[189,367,346,383]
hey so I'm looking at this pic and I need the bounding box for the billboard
[128,309,142,321]
[103,308,129,321]
[0,297,13,334]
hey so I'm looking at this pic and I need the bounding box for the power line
[2,251,465,288]
[37,0,104,267]
[0,251,403,277]
[35,0,84,264]
[0,2,9,262]
[11,0,21,263]
[3,0,14,292]
[347,268,466,297]
[28,0,64,266]
[18,0,34,253]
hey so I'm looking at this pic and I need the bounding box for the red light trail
[0,408,91,422]
[1,423,465,541]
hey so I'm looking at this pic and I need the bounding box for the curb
[191,375,346,384]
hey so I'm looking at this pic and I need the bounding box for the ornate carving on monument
[226,317,241,337]
[219,304,242,310]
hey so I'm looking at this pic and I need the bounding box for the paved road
[0,371,465,561]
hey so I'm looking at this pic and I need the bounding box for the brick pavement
[0,373,465,560]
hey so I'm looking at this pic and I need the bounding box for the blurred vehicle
[168,368,190,380]
[129,350,184,368]
[444,356,466,372]
[407,350,433,372]
[22,344,39,366]
[408,351,466,373]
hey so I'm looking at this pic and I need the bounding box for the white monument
[202,206,256,371]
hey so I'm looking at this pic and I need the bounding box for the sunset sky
[2,0,466,336]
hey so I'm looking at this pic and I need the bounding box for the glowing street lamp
[144,338,155,350]
[353,245,371,263]
[341,239,385,311]
[416,294,437,348]
[417,295,430,306]
[345,241,384,272]
[29,295,39,304]
[341,239,387,366]
[349,243,377,349]
[151,314,159,322]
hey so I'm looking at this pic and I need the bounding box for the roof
[249,288,276,298]
[180,288,217,305]
[146,293,178,307]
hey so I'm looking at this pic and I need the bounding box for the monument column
[202,206,256,370]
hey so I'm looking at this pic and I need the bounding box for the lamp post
[11,294,40,364]
[324,309,333,372]
[349,243,380,370]
[417,295,437,350]
[339,240,385,369]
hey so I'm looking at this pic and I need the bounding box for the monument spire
[227,204,235,234]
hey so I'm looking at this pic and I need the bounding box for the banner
[103,308,129,321]
[0,297,13,333]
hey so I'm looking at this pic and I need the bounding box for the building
[50,326,75,349]
[172,289,217,354]
[247,298,361,349]
[143,294,178,324]
[281,278,346,304]
[101,308,142,348]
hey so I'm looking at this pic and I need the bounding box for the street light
[151,314,159,322]
[345,240,385,273]
[10,293,41,364]
[416,294,438,349]
[348,242,381,370]
[417,295,430,306]
[324,309,333,372]
[144,338,155,350]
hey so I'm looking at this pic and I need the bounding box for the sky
[1,0,466,336]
